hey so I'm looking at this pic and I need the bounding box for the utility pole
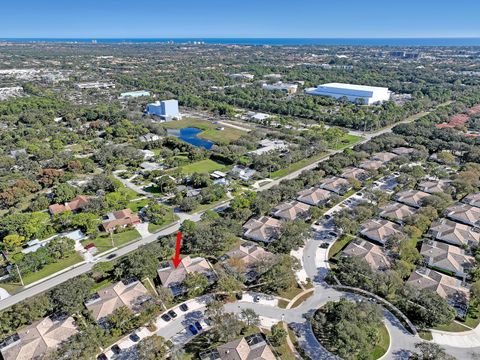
[15,263,24,286]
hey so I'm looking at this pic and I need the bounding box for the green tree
[137,335,167,360]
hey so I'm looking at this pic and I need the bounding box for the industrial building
[262,82,298,94]
[119,90,151,99]
[146,99,181,120]
[305,83,391,105]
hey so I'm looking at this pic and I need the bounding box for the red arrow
[172,231,182,268]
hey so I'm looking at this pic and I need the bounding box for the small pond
[166,127,214,150]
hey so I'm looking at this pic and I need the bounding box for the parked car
[179,303,189,312]
[129,333,140,342]
[111,345,121,355]
[97,354,108,360]
[161,313,171,322]
[194,321,203,331]
[320,242,329,249]
[188,324,198,335]
[168,310,177,318]
[253,295,260,303]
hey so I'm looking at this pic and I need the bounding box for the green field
[370,324,390,360]
[22,253,84,285]
[82,229,141,254]
[178,159,228,174]
[160,117,246,144]
[330,134,364,150]
[270,152,328,179]
[328,234,355,259]
[127,198,150,212]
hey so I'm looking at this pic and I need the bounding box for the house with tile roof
[359,219,401,245]
[445,204,480,227]
[296,187,332,206]
[407,268,470,317]
[340,167,370,182]
[358,160,384,171]
[462,193,480,208]
[200,333,276,360]
[85,279,150,322]
[342,239,391,270]
[319,176,352,195]
[391,147,417,156]
[379,202,416,224]
[48,195,91,215]
[157,256,214,296]
[420,240,475,278]
[0,315,77,360]
[371,152,398,163]
[243,216,282,243]
[395,189,430,208]
[418,179,451,194]
[429,219,480,247]
[222,243,273,282]
[272,201,311,221]
[101,208,141,232]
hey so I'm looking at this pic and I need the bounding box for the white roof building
[305,83,391,105]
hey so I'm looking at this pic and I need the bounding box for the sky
[0,0,479,38]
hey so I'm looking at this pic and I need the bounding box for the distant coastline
[1,37,480,46]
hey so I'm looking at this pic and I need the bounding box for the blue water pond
[167,127,214,150]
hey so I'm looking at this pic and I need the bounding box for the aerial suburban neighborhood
[0,4,480,360]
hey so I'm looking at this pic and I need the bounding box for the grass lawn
[328,234,355,259]
[0,283,22,295]
[270,152,328,179]
[90,278,113,294]
[370,324,390,360]
[263,326,296,360]
[330,134,364,150]
[463,303,480,329]
[22,253,84,285]
[278,286,304,300]
[160,117,246,144]
[278,299,289,309]
[178,159,228,174]
[82,229,141,254]
[418,331,433,341]
[147,213,179,233]
[433,321,471,332]
[127,198,149,212]
[188,196,229,214]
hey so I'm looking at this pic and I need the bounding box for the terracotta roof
[371,152,398,163]
[102,208,141,232]
[319,176,351,194]
[272,201,311,221]
[379,202,416,223]
[359,160,384,171]
[243,216,282,243]
[429,219,480,247]
[421,241,475,275]
[216,334,276,360]
[340,167,370,181]
[360,219,401,245]
[85,280,149,321]
[342,239,391,270]
[0,316,77,360]
[297,187,332,206]
[418,180,450,194]
[48,195,90,215]
[407,268,469,305]
[445,204,480,227]
[395,189,430,208]
[225,243,273,268]
[157,256,212,288]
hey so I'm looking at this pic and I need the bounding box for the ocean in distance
[2,38,480,46]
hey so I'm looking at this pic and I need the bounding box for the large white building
[305,83,391,105]
[262,82,298,94]
[146,99,181,120]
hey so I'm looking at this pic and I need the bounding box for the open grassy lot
[127,198,149,212]
[160,117,246,144]
[330,134,364,150]
[22,252,84,285]
[82,229,141,254]
[270,152,328,179]
[178,159,228,174]
[433,321,472,332]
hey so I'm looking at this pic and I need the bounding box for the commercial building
[146,99,181,120]
[305,83,391,105]
[262,82,298,94]
[119,90,150,99]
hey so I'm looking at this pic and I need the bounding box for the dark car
[106,253,117,260]
[111,345,121,355]
[168,310,177,318]
[194,321,203,331]
[188,324,198,335]
[97,354,108,360]
[161,313,171,322]
[129,333,140,342]
[179,303,189,312]
[320,242,329,249]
